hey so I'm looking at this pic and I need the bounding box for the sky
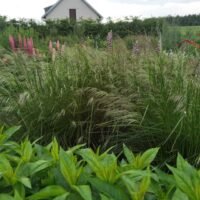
[0,0,199,21]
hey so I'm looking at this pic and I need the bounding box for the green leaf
[135,167,151,200]
[100,194,114,200]
[176,154,195,175]
[0,155,15,184]
[78,149,118,183]
[59,148,82,186]
[0,194,14,200]
[4,126,21,141]
[14,183,25,200]
[123,144,135,164]
[78,149,100,174]
[14,192,23,200]
[27,160,52,176]
[68,144,86,153]
[27,185,67,200]
[53,193,69,200]
[18,177,32,189]
[155,168,175,186]
[172,189,188,200]
[89,178,129,200]
[73,185,92,200]
[139,148,159,168]
[51,138,59,161]
[168,165,195,199]
[21,139,33,162]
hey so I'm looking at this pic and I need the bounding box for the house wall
[46,0,99,21]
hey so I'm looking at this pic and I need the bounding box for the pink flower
[27,38,34,56]
[9,35,16,51]
[56,40,60,51]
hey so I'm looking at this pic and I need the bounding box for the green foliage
[0,45,140,149]
[0,126,200,200]
[1,36,200,165]
[161,22,181,50]
[0,16,162,43]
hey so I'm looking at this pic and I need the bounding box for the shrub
[0,126,200,200]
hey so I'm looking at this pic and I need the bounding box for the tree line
[0,14,199,40]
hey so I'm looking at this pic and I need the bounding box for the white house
[42,0,102,21]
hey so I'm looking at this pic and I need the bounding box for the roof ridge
[42,0,102,19]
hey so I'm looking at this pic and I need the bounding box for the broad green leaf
[123,144,135,164]
[78,149,100,174]
[176,154,195,175]
[27,185,67,200]
[26,160,52,176]
[4,126,21,141]
[14,183,25,200]
[14,190,23,200]
[0,155,15,184]
[18,177,32,189]
[134,167,151,200]
[89,177,129,200]
[51,138,59,161]
[59,148,82,186]
[68,144,86,153]
[172,189,188,200]
[139,148,159,169]
[21,139,33,162]
[78,149,118,183]
[65,193,83,200]
[168,165,195,199]
[53,193,69,200]
[100,194,114,200]
[121,168,151,200]
[155,168,175,185]
[73,185,92,200]
[121,175,137,199]
[0,194,14,200]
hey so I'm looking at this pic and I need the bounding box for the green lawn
[179,26,200,35]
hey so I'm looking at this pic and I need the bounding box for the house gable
[42,0,102,21]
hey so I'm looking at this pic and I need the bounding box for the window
[69,9,76,21]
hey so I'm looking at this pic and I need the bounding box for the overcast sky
[0,0,199,21]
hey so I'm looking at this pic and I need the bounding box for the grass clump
[1,38,200,164]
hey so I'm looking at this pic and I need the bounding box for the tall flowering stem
[48,40,65,61]
[9,35,37,56]
[26,37,36,56]
[49,40,53,53]
[132,40,140,55]
[107,30,113,51]
[9,35,16,52]
[56,40,60,51]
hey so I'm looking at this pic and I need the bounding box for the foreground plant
[0,126,199,200]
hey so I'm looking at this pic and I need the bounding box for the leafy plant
[0,126,199,200]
